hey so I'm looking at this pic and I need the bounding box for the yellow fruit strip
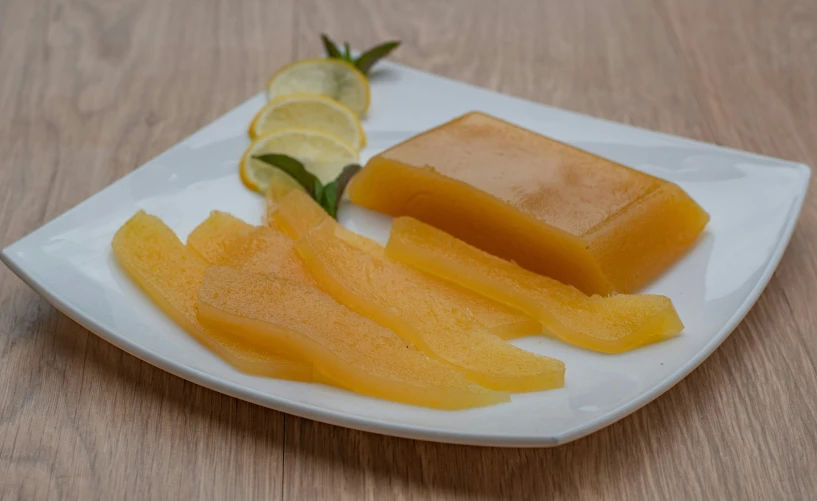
[263,170,308,221]
[187,211,397,388]
[386,217,684,354]
[293,221,564,393]
[188,211,480,395]
[187,211,333,387]
[111,211,312,380]
[269,189,542,339]
[269,189,332,240]
[198,266,509,409]
[187,211,254,262]
[188,211,315,285]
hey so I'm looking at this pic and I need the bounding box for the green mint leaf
[319,164,362,219]
[334,163,362,196]
[319,182,339,219]
[313,182,325,207]
[354,41,400,75]
[253,153,360,220]
[252,154,324,200]
[321,34,342,59]
[341,43,356,64]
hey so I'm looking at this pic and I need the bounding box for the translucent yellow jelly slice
[264,169,306,223]
[387,217,684,354]
[269,188,331,240]
[269,189,542,339]
[197,266,509,409]
[111,211,311,380]
[294,221,564,393]
[188,211,314,284]
[187,211,253,263]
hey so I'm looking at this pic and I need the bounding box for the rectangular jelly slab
[348,112,710,294]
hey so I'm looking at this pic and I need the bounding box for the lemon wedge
[240,128,359,192]
[249,93,366,148]
[266,59,370,116]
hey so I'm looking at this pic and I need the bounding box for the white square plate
[2,62,810,447]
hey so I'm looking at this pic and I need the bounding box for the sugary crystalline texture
[269,188,332,240]
[111,211,312,380]
[268,188,385,257]
[197,266,509,409]
[294,221,565,393]
[387,217,684,354]
[188,210,314,284]
[269,189,542,339]
[264,169,307,223]
[186,211,254,263]
[348,111,709,295]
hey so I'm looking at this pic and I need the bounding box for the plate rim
[1,62,812,447]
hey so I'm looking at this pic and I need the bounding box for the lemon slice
[266,59,370,116]
[249,93,366,148]
[240,128,359,192]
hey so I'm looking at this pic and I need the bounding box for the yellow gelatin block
[271,190,542,339]
[111,211,312,380]
[348,112,710,295]
[387,217,684,354]
[188,211,314,284]
[198,266,509,409]
[294,222,564,392]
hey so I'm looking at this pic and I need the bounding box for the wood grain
[0,0,294,499]
[1,0,815,499]
[655,0,817,372]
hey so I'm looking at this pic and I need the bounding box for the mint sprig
[321,34,343,59]
[254,154,361,219]
[321,33,401,76]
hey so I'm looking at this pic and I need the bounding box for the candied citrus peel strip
[268,186,331,240]
[197,266,509,409]
[188,210,315,285]
[186,210,254,263]
[386,217,684,354]
[111,211,312,380]
[269,189,542,339]
[293,221,564,393]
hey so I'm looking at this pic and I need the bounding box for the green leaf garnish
[320,164,362,218]
[354,41,401,75]
[321,34,343,59]
[318,182,338,219]
[253,154,322,200]
[320,34,401,76]
[253,154,361,220]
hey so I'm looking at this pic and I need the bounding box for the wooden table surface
[1,0,815,499]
